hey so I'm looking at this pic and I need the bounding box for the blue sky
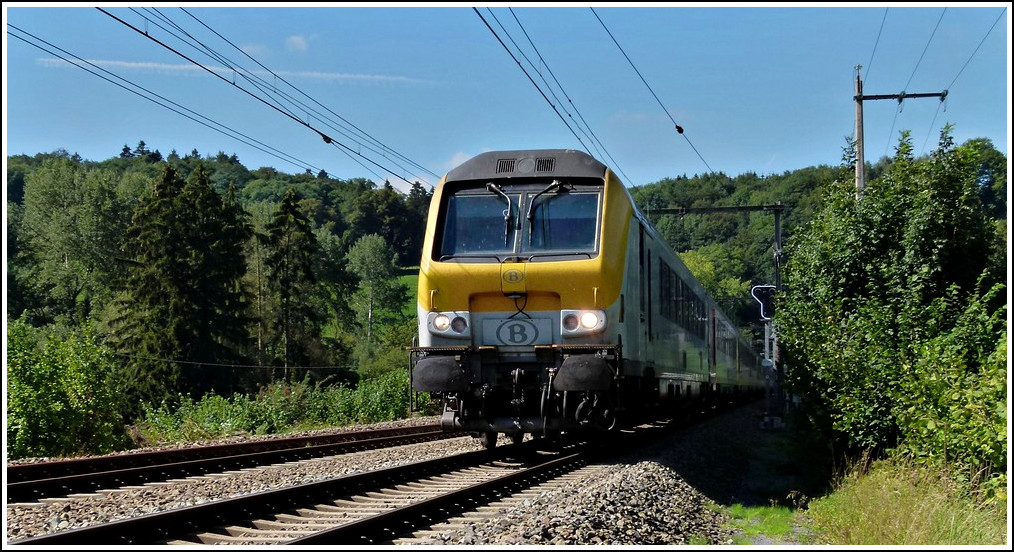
[4,3,1010,193]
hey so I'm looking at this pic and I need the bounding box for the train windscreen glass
[522,192,599,253]
[438,193,516,257]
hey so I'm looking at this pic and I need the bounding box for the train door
[709,307,718,395]
[638,224,649,363]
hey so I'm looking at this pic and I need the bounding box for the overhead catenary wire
[131,6,435,185]
[499,7,634,185]
[97,7,429,188]
[590,7,714,175]
[131,6,388,183]
[883,7,947,158]
[7,24,321,174]
[500,10,600,159]
[176,7,439,182]
[473,8,593,157]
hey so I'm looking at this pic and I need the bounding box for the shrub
[131,369,415,444]
[6,319,131,458]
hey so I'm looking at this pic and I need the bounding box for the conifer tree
[109,164,254,414]
[109,164,186,414]
[174,167,254,392]
[262,187,320,378]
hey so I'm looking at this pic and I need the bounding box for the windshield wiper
[526,179,565,245]
[486,182,513,247]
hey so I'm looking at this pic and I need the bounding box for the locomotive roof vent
[496,156,556,175]
[535,157,556,172]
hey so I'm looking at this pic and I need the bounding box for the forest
[6,132,1008,490]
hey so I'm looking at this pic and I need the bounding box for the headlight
[561,309,606,337]
[433,314,451,331]
[427,311,470,338]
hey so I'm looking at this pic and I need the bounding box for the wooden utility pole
[853,64,948,195]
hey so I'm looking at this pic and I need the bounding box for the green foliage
[630,165,834,331]
[106,163,256,416]
[346,233,409,343]
[804,455,1007,545]
[261,187,322,373]
[724,504,801,545]
[777,127,1006,486]
[346,184,420,266]
[15,157,133,324]
[132,370,412,444]
[6,319,131,459]
[894,284,1007,484]
[678,245,752,317]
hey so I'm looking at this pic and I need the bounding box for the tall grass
[803,454,1008,545]
[131,370,414,446]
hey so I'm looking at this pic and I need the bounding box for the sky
[3,3,1010,194]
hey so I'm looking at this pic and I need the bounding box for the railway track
[9,417,682,546]
[6,423,459,504]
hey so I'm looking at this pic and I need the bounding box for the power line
[135,7,395,183]
[176,7,439,182]
[499,7,634,185]
[7,24,322,174]
[903,7,947,91]
[883,7,946,159]
[864,8,889,83]
[920,6,1006,156]
[501,10,604,158]
[590,7,714,175]
[97,7,430,188]
[473,8,593,154]
[114,352,355,372]
[946,7,1006,92]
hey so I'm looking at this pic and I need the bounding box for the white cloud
[445,151,473,172]
[240,44,267,56]
[40,58,205,77]
[39,57,425,86]
[286,35,309,52]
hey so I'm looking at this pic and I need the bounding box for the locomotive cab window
[438,192,517,258]
[522,191,599,256]
[435,181,600,261]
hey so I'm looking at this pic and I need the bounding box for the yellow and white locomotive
[411,149,764,447]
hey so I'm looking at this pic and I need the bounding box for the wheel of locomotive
[510,432,525,445]
[478,431,498,449]
[599,407,618,431]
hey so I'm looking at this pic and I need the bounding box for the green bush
[777,128,1006,488]
[895,284,1007,490]
[6,319,131,458]
[132,369,414,445]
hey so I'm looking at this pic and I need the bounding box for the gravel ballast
[6,400,810,545]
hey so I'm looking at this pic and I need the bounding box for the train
[410,149,767,448]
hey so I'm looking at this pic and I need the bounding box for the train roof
[444,149,608,183]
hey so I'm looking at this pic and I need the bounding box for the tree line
[7,143,432,421]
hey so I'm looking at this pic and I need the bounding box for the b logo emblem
[502,269,524,283]
[496,320,539,345]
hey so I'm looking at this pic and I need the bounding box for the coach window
[522,191,599,255]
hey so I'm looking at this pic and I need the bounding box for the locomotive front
[411,149,633,447]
